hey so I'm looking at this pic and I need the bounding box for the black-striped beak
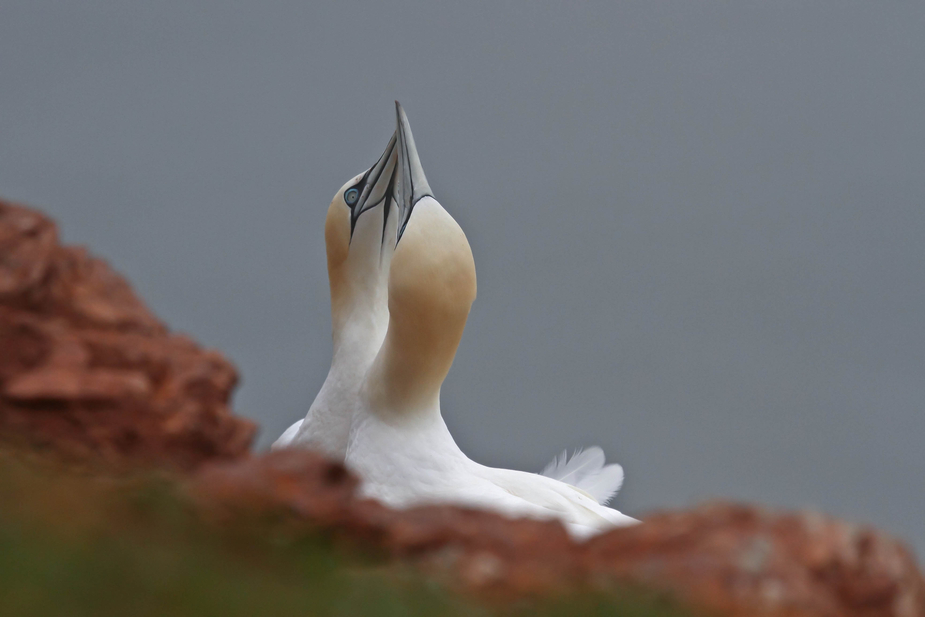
[395,101,433,243]
[346,132,399,239]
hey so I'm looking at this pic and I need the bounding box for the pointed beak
[349,132,399,237]
[395,101,433,242]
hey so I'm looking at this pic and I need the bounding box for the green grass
[0,450,694,617]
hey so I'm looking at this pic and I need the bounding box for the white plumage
[271,132,401,457]
[273,418,303,450]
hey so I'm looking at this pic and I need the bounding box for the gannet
[272,131,401,456]
[344,103,638,538]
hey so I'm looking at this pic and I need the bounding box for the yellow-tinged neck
[364,198,476,419]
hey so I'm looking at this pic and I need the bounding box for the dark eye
[344,187,360,205]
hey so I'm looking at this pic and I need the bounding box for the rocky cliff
[0,199,255,468]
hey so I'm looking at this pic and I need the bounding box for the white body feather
[272,419,303,450]
[345,196,638,539]
[347,398,637,539]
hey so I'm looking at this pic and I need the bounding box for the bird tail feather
[539,446,624,505]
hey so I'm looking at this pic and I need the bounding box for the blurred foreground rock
[1,198,922,617]
[195,450,925,617]
[0,199,255,468]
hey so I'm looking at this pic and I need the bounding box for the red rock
[190,449,582,596]
[191,451,925,615]
[4,367,152,401]
[0,199,255,468]
[584,504,925,617]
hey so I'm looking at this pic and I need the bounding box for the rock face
[195,450,925,617]
[0,199,255,468]
[588,504,925,617]
[2,198,923,617]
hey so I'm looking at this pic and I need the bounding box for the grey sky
[2,2,923,554]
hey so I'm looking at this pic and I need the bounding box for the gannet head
[391,102,476,322]
[325,132,400,354]
[364,104,476,415]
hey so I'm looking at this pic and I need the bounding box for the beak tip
[392,101,432,243]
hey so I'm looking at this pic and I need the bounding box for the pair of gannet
[274,103,637,537]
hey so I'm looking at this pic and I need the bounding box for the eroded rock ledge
[1,198,922,617]
[0,199,255,468]
[196,450,925,617]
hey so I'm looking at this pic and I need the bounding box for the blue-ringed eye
[344,187,360,205]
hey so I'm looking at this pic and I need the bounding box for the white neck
[328,205,397,366]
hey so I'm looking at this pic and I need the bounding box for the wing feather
[271,419,304,451]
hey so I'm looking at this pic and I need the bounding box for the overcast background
[2,2,923,553]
